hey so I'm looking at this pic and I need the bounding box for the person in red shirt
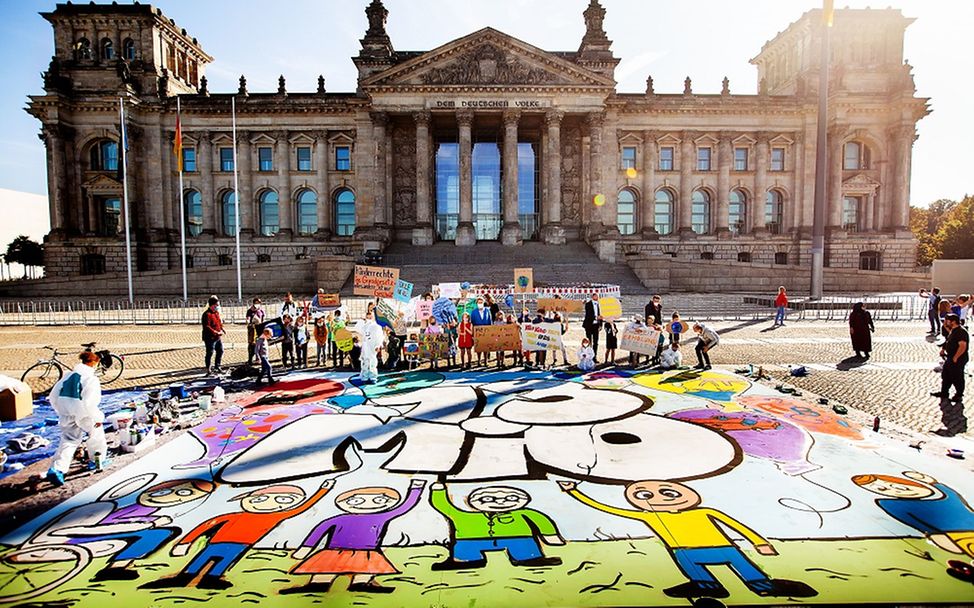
[141,479,334,590]
[773,287,789,326]
[201,295,225,375]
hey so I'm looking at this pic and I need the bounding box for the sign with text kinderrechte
[354,265,400,299]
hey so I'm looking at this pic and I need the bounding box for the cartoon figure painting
[559,480,817,599]
[430,482,564,570]
[283,479,427,595]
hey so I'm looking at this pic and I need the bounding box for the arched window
[221,191,237,236]
[296,189,318,235]
[76,37,92,60]
[101,38,114,60]
[843,141,871,170]
[89,140,118,171]
[259,190,280,236]
[122,38,136,61]
[691,190,711,235]
[617,189,637,236]
[654,189,674,235]
[184,190,202,237]
[335,188,356,236]
[728,189,747,235]
[765,190,784,234]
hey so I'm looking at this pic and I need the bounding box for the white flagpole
[177,96,188,302]
[119,97,133,303]
[231,96,242,302]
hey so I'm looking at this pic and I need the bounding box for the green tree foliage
[910,196,974,266]
[5,235,44,279]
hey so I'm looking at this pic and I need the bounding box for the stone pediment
[82,173,122,191]
[362,28,615,89]
[842,172,881,194]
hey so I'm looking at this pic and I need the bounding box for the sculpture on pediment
[419,43,563,86]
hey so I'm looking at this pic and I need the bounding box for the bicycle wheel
[20,361,64,396]
[0,544,91,604]
[96,353,124,385]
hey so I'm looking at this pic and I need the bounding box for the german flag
[173,113,183,163]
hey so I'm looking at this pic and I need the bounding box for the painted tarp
[1,368,973,606]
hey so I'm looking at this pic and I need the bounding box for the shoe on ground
[511,556,562,567]
[92,566,140,581]
[430,558,486,571]
[46,467,66,487]
[753,578,818,598]
[195,576,233,590]
[87,457,113,472]
[663,580,729,599]
[347,582,395,593]
[139,572,196,589]
[280,582,333,595]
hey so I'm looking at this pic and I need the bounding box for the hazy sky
[0,0,970,212]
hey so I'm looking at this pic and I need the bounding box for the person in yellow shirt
[558,480,816,600]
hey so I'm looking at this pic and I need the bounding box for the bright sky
[0,0,970,217]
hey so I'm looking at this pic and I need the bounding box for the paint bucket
[198,395,212,411]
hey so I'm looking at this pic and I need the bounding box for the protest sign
[620,326,662,356]
[537,298,585,314]
[599,296,622,320]
[419,334,451,359]
[474,325,522,353]
[256,317,285,344]
[334,327,355,352]
[417,300,433,321]
[354,265,399,298]
[431,297,458,324]
[456,298,477,319]
[521,322,564,352]
[438,282,462,298]
[668,320,690,335]
[513,268,534,294]
[393,279,413,303]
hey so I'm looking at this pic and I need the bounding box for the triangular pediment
[362,28,615,89]
[82,173,122,191]
[842,172,881,193]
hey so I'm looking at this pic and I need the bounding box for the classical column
[412,111,433,245]
[455,110,476,246]
[716,132,732,236]
[752,132,769,236]
[160,124,174,235]
[542,110,566,244]
[275,130,292,236]
[677,131,693,236]
[237,130,253,236]
[198,131,215,236]
[500,110,522,246]
[864,191,876,232]
[41,125,65,238]
[142,119,165,240]
[587,112,605,233]
[315,130,331,238]
[371,111,388,227]
[892,125,914,232]
[827,128,845,231]
[640,130,657,237]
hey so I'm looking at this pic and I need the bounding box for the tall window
[297,146,312,172]
[335,188,356,236]
[221,191,237,236]
[621,146,637,170]
[734,148,749,171]
[654,189,674,235]
[335,146,351,171]
[472,138,501,240]
[89,140,118,171]
[765,190,784,234]
[296,189,317,235]
[219,147,234,172]
[617,189,637,235]
[185,189,202,237]
[435,141,460,240]
[843,141,870,170]
[771,147,785,171]
[165,44,175,73]
[842,196,861,232]
[258,147,273,172]
[728,189,747,234]
[99,196,121,237]
[76,37,92,60]
[259,190,280,236]
[659,147,674,171]
[182,148,196,172]
[122,38,135,61]
[517,142,540,240]
[691,190,712,234]
[101,38,114,60]
[697,147,712,171]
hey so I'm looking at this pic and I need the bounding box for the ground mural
[1,368,973,606]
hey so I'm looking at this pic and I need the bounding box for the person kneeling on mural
[577,338,596,372]
[660,342,683,370]
[142,480,334,591]
[429,482,564,570]
[283,479,427,595]
[255,328,275,385]
[47,351,109,486]
[693,322,719,370]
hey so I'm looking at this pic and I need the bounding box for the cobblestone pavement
[0,319,969,438]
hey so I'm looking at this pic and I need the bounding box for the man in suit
[470,296,494,367]
[583,292,603,357]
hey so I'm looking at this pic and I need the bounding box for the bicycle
[20,342,125,396]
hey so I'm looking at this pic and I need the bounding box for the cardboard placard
[620,326,662,356]
[521,322,564,352]
[474,324,522,353]
[315,293,341,307]
[256,317,286,344]
[668,320,690,335]
[514,268,534,294]
[598,296,623,321]
[417,300,433,321]
[438,282,462,298]
[333,327,355,352]
[537,298,585,314]
[393,279,413,303]
[419,334,451,359]
[354,265,400,298]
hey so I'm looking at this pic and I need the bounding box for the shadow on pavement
[835,356,866,371]
[934,398,968,437]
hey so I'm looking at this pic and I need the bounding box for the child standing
[457,312,474,369]
[669,311,684,345]
[281,315,295,370]
[774,286,788,326]
[330,311,346,368]
[295,316,309,368]
[255,328,274,384]
[604,319,618,365]
[314,316,329,367]
[349,336,362,372]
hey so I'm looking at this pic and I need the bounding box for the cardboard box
[0,387,33,421]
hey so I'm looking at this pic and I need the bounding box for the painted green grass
[5,537,974,607]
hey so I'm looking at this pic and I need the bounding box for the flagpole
[810,0,833,299]
[176,96,188,302]
[119,97,133,304]
[231,96,242,302]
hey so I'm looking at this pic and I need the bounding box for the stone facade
[27,1,929,287]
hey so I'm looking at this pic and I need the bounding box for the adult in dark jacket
[583,293,603,356]
[849,302,875,359]
[645,295,663,327]
[201,295,225,374]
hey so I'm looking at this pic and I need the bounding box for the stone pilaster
[640,129,657,238]
[892,124,914,233]
[500,110,522,246]
[315,130,331,238]
[752,132,769,237]
[455,110,476,247]
[142,117,165,240]
[371,111,388,227]
[827,127,845,232]
[237,130,253,236]
[587,112,605,235]
[677,131,694,237]
[198,130,215,236]
[275,130,292,236]
[716,132,732,237]
[412,111,433,245]
[542,110,566,244]
[41,125,65,238]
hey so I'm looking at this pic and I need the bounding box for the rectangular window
[734,148,748,171]
[659,147,674,171]
[182,148,196,172]
[336,146,351,171]
[297,146,312,171]
[219,147,234,172]
[842,196,861,232]
[621,146,637,170]
[771,147,785,172]
[258,147,273,172]
[697,147,712,171]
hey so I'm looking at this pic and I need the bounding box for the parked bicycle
[20,342,124,396]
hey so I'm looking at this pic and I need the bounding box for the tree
[910,196,974,266]
[5,236,44,279]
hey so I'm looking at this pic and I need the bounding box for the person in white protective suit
[47,351,108,486]
[358,310,386,384]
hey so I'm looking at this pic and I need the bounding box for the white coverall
[358,320,385,382]
[49,363,106,473]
